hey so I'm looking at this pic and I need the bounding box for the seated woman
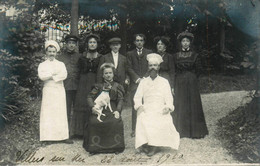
[83,63,125,154]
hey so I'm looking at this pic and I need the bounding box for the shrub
[0,49,30,123]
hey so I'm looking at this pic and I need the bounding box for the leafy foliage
[240,41,259,74]
[0,49,30,122]
[4,11,45,96]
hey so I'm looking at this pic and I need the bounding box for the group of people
[37,31,209,157]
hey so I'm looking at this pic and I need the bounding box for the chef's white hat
[45,40,60,52]
[146,53,163,64]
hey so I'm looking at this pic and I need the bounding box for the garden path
[18,91,252,165]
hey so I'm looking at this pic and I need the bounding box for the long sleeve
[133,79,144,110]
[168,54,175,87]
[116,83,125,112]
[38,62,52,81]
[194,53,202,77]
[163,80,174,111]
[96,56,105,83]
[126,53,140,83]
[87,84,101,108]
[52,62,67,82]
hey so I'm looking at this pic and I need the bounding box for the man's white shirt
[111,51,119,69]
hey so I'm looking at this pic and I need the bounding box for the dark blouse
[57,51,81,90]
[158,52,175,85]
[175,51,202,76]
[78,53,101,74]
[87,82,125,113]
[158,52,173,72]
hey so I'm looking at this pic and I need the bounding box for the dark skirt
[83,103,125,154]
[71,72,96,136]
[172,72,208,138]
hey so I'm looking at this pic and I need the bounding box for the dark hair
[45,45,57,51]
[85,34,100,45]
[134,33,146,41]
[177,31,194,42]
[154,36,170,46]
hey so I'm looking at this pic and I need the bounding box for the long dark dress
[70,53,101,137]
[158,52,175,86]
[83,82,125,154]
[172,51,208,138]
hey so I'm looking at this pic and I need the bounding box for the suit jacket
[97,53,130,86]
[57,51,81,90]
[126,48,152,89]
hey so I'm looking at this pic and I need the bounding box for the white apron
[134,76,180,149]
[38,59,69,141]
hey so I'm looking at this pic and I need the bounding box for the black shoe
[146,146,158,157]
[141,146,149,154]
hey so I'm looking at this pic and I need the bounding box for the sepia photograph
[0,0,259,165]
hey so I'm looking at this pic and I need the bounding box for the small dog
[93,91,113,122]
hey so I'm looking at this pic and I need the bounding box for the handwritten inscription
[16,149,183,164]
[71,154,85,162]
[157,153,184,165]
[16,149,44,163]
[101,155,115,163]
[49,156,65,162]
[120,155,151,163]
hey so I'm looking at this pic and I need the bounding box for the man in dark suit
[97,37,130,88]
[57,35,81,139]
[127,34,153,137]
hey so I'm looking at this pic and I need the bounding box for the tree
[71,0,79,36]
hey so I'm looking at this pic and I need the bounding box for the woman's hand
[113,111,120,119]
[125,79,130,85]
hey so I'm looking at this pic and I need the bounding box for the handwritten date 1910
[157,153,184,165]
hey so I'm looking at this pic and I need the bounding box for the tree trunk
[257,41,260,118]
[71,0,79,36]
[119,15,127,55]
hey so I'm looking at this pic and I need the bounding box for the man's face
[110,43,121,53]
[134,36,145,49]
[66,40,77,52]
[148,61,159,79]
[46,46,57,61]
[148,61,160,71]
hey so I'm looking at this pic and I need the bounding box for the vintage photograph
[0,0,259,165]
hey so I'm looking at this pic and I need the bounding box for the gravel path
[18,91,252,165]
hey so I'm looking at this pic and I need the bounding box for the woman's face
[103,68,114,82]
[87,38,98,51]
[46,46,57,61]
[157,40,166,53]
[181,37,191,49]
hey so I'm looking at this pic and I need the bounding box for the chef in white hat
[134,53,180,156]
[44,40,60,61]
[37,40,73,144]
